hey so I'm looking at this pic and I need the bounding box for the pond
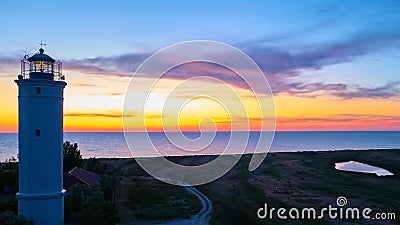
[335,161,394,176]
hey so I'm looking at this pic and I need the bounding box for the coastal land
[111,149,400,225]
[1,149,399,225]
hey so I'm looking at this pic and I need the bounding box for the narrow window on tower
[35,129,41,137]
[36,87,41,95]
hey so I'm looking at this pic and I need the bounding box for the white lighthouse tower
[15,46,66,225]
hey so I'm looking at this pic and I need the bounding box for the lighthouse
[14,46,66,225]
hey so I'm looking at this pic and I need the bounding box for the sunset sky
[0,0,399,132]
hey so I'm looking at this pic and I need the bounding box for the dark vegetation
[0,157,18,195]
[0,211,32,225]
[68,157,202,224]
[63,141,83,172]
[2,147,399,225]
[64,146,122,225]
[0,158,31,225]
[121,161,202,223]
[65,184,120,225]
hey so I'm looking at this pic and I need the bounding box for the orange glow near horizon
[1,70,399,133]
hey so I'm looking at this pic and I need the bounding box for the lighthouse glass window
[30,61,52,73]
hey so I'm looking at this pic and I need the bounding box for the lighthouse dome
[27,48,55,63]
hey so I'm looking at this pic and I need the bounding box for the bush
[0,162,19,194]
[81,190,119,225]
[0,211,32,225]
[64,184,84,220]
[84,157,100,172]
[0,196,18,214]
[64,156,122,224]
[64,177,121,224]
[99,166,122,203]
[84,159,122,203]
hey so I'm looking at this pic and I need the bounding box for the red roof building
[63,167,100,190]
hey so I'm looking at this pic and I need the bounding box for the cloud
[65,112,134,118]
[273,80,400,99]
[1,26,397,100]
[278,114,400,124]
[277,82,347,97]
[145,114,164,119]
[58,27,400,99]
[0,56,19,75]
[210,114,400,125]
[73,83,100,87]
[241,26,400,76]
[237,29,400,98]
[0,56,18,66]
[334,81,400,99]
[63,53,150,77]
[87,92,125,96]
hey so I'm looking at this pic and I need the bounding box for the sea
[0,131,399,162]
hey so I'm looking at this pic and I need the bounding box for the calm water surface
[0,131,399,161]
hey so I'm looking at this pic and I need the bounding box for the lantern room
[19,48,65,81]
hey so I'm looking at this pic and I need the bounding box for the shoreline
[2,148,400,164]
[83,148,400,160]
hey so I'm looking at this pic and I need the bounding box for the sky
[0,0,399,132]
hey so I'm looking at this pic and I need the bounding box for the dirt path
[156,179,212,225]
[183,185,212,225]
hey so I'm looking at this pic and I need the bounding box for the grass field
[111,149,399,225]
[2,149,399,224]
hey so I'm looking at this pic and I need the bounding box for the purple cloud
[1,28,398,100]
[55,27,400,100]
[241,29,400,76]
[64,53,150,77]
[334,81,400,99]
[272,81,400,99]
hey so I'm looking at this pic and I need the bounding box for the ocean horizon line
[1,130,400,134]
